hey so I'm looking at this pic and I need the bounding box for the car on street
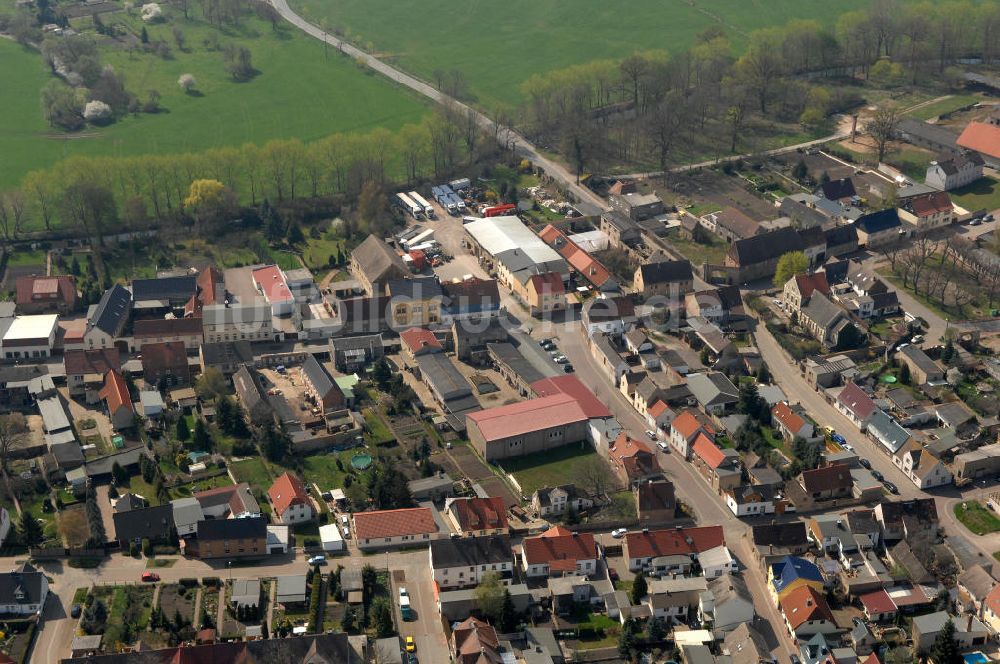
[141,572,160,582]
[645,430,658,440]
[657,441,669,452]
[564,364,575,373]
[859,458,871,469]
[883,481,899,494]
[555,356,569,364]
[308,555,327,566]
[405,636,416,653]
[871,470,884,481]
[611,528,628,538]
[71,604,82,618]
[407,654,418,664]
[831,433,846,444]
[842,443,854,452]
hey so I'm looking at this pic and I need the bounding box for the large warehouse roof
[2,314,58,341]
[465,216,564,265]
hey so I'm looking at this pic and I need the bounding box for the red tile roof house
[15,275,77,314]
[780,585,836,639]
[859,589,898,622]
[538,224,618,292]
[100,369,135,431]
[608,433,661,487]
[836,382,878,430]
[132,316,204,351]
[141,341,191,387]
[267,472,314,525]
[957,121,1000,168]
[898,191,954,233]
[669,409,716,459]
[64,348,121,403]
[444,496,509,535]
[782,272,831,314]
[691,432,742,492]
[400,327,443,360]
[521,526,597,578]
[771,402,815,442]
[353,507,437,551]
[452,616,502,664]
[622,525,725,572]
[799,464,853,502]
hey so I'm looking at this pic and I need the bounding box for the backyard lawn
[955,501,1000,535]
[500,444,600,496]
[229,458,275,487]
[950,176,1000,213]
[168,474,234,500]
[665,229,729,267]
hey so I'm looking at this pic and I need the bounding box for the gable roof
[907,191,953,217]
[351,234,408,282]
[692,433,727,469]
[142,341,189,376]
[100,370,132,416]
[0,563,47,607]
[856,208,902,234]
[16,275,75,307]
[727,227,805,266]
[801,292,846,330]
[522,526,596,568]
[671,409,714,440]
[430,534,512,569]
[705,207,761,239]
[583,295,636,322]
[957,121,1000,159]
[771,556,823,593]
[824,224,858,252]
[89,284,132,336]
[133,316,203,339]
[194,482,260,516]
[820,178,857,201]
[112,504,174,543]
[781,585,834,629]
[196,515,267,541]
[441,276,502,314]
[527,272,565,296]
[453,616,503,664]
[752,522,808,548]
[529,375,612,419]
[448,497,508,532]
[624,526,725,559]
[800,463,852,493]
[792,273,831,300]
[934,150,984,174]
[687,372,739,408]
[301,355,339,401]
[64,348,121,377]
[638,259,694,285]
[838,382,877,420]
[538,225,615,289]
[636,479,675,513]
[772,402,808,434]
[131,276,197,302]
[268,472,310,517]
[353,507,437,540]
[400,327,443,354]
[467,394,588,442]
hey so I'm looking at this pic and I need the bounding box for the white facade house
[171,497,204,538]
[202,303,275,344]
[429,536,514,590]
[698,546,739,578]
[1,315,58,360]
[925,152,984,191]
[0,563,48,616]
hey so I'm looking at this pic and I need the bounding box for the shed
[320,523,345,552]
[276,574,308,604]
[139,390,166,417]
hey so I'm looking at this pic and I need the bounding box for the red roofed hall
[100,370,134,430]
[467,393,589,462]
[452,616,502,664]
[957,121,1000,164]
[445,496,509,534]
[15,275,76,314]
[859,589,898,622]
[522,526,597,577]
[353,507,437,550]
[529,375,612,419]
[267,472,313,525]
[400,327,443,357]
[623,526,725,570]
[65,348,121,402]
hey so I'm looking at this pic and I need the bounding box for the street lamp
[228,560,232,583]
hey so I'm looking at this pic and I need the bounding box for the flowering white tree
[177,73,196,93]
[83,100,112,124]
[140,3,162,22]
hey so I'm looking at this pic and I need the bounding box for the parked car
[308,555,327,566]
[555,356,569,364]
[831,433,846,444]
[71,604,82,618]
[859,458,871,469]
[842,443,854,452]
[564,364,575,373]
[408,654,418,664]
[871,470,884,481]
[141,572,160,582]
[611,528,628,539]
[645,430,658,441]
[883,481,899,494]
[405,636,416,653]
[657,441,669,453]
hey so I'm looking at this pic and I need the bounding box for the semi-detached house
[429,534,513,590]
[353,507,438,551]
[623,526,725,573]
[521,526,596,578]
[836,382,878,430]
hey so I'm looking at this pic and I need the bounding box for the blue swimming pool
[964,652,989,664]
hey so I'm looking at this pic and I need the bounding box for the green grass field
[501,443,599,496]
[289,0,886,108]
[906,94,982,121]
[955,501,1000,535]
[950,176,1000,213]
[0,7,428,188]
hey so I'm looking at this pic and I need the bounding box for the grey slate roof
[301,355,335,400]
[112,504,175,543]
[856,208,902,234]
[89,284,131,336]
[430,534,512,569]
[352,234,408,283]
[199,340,253,367]
[801,292,846,331]
[0,562,46,606]
[387,276,443,300]
[638,259,693,285]
[728,227,805,266]
[131,276,196,302]
[686,372,739,408]
[196,515,267,541]
[487,342,546,385]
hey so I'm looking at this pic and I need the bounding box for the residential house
[685,286,745,328]
[400,327,443,360]
[670,410,716,459]
[350,234,409,296]
[532,485,593,518]
[64,348,121,403]
[896,344,944,385]
[799,292,853,347]
[859,589,898,623]
[600,211,642,248]
[184,265,224,318]
[836,382,878,430]
[521,526,597,578]
[725,484,781,518]
[330,334,384,373]
[769,556,824,604]
[957,121,1000,168]
[957,565,997,617]
[782,273,831,313]
[724,624,774,664]
[824,225,859,258]
[353,507,438,551]
[451,616,502,664]
[194,483,261,519]
[772,402,815,441]
[581,296,637,336]
[386,277,443,328]
[699,574,755,635]
[925,151,984,191]
[751,523,810,565]
[609,192,666,221]
[691,433,742,493]
[725,228,811,281]
[0,562,48,616]
[646,576,708,623]
[632,259,694,300]
[232,365,273,425]
[981,583,1000,634]
[701,207,763,242]
[525,272,566,317]
[444,497,509,535]
[276,575,308,604]
[268,472,313,525]
[84,284,131,349]
[188,517,267,560]
[299,355,344,413]
[819,178,857,204]
[623,526,725,573]
[780,586,837,639]
[440,276,503,324]
[15,275,76,314]
[807,514,859,558]
[867,410,912,455]
[913,611,989,652]
[141,341,190,387]
[202,303,274,343]
[855,209,905,248]
[132,316,204,351]
[100,370,134,430]
[430,534,513,590]
[171,497,204,538]
[646,400,676,435]
[590,333,630,386]
[798,464,853,502]
[112,504,175,549]
[608,433,661,487]
[198,340,254,376]
[894,440,952,489]
[803,354,858,389]
[874,498,938,541]
[635,478,677,525]
[686,372,739,415]
[898,192,954,233]
[539,225,619,293]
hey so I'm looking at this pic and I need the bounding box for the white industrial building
[1,314,58,360]
[464,216,569,280]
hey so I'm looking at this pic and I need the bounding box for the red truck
[483,203,516,217]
